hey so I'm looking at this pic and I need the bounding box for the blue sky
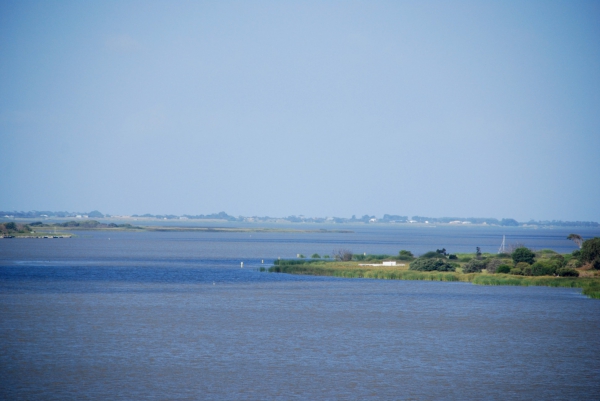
[1,0,599,221]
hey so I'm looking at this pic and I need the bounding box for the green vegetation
[268,260,600,299]
[0,221,71,238]
[1,222,32,236]
[496,264,511,274]
[267,245,600,299]
[580,237,600,268]
[462,259,486,273]
[512,247,536,265]
[398,250,415,261]
[420,251,447,259]
[409,258,456,272]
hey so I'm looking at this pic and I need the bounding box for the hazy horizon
[2,208,599,224]
[2,1,599,221]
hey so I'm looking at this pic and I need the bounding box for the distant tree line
[2,210,598,227]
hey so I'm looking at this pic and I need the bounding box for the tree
[580,237,600,267]
[311,253,321,259]
[567,234,583,249]
[486,259,503,273]
[420,251,447,259]
[334,248,353,261]
[462,259,487,273]
[556,268,579,277]
[549,254,566,268]
[476,247,482,260]
[496,264,511,274]
[398,250,414,261]
[409,258,456,272]
[530,260,557,276]
[512,247,535,265]
[4,222,17,231]
[88,210,104,218]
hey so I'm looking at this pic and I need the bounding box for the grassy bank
[268,261,600,299]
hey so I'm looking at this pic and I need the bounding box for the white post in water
[261,260,264,264]
[241,262,243,268]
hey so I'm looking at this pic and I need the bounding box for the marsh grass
[268,261,600,299]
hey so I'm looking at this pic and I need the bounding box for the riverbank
[268,261,600,299]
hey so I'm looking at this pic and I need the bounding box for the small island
[268,238,600,299]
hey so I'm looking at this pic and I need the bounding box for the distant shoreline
[61,226,354,234]
[1,221,354,237]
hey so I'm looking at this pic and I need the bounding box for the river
[1,226,599,399]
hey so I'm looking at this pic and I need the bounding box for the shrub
[420,251,447,259]
[580,238,600,266]
[497,253,511,258]
[334,249,353,261]
[549,254,566,268]
[462,259,487,273]
[522,265,533,276]
[486,259,503,273]
[311,253,321,259]
[515,262,530,270]
[398,250,415,261]
[409,258,456,272]
[496,264,511,274]
[448,254,457,260]
[556,268,579,277]
[530,260,557,276]
[511,262,531,275]
[512,247,536,265]
[4,222,17,230]
[510,268,524,275]
[366,254,392,260]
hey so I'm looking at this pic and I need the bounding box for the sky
[1,0,599,221]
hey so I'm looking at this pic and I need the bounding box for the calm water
[1,227,599,400]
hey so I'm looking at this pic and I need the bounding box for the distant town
[0,210,598,228]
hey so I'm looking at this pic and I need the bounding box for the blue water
[1,227,599,400]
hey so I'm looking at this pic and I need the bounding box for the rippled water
[1,228,599,400]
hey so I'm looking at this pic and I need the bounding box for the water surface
[1,228,599,400]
